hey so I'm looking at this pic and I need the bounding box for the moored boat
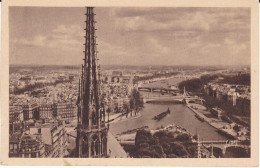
[195,114,204,122]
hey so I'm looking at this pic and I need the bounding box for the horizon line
[9,63,250,67]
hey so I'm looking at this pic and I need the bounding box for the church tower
[76,7,108,158]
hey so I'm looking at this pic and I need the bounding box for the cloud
[98,39,130,65]
[12,35,46,47]
[112,8,250,35]
[114,12,211,33]
[107,7,250,65]
[10,7,250,66]
[11,24,84,51]
[201,43,221,53]
[224,37,249,55]
[147,37,170,54]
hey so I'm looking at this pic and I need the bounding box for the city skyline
[7,6,252,160]
[10,7,250,66]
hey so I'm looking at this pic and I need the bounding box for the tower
[197,134,201,158]
[210,143,214,158]
[183,86,186,97]
[76,7,108,158]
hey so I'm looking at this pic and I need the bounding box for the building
[121,76,131,83]
[34,76,46,84]
[9,85,16,93]
[9,106,24,134]
[9,132,45,158]
[39,104,54,119]
[204,82,250,116]
[18,76,31,88]
[52,103,58,118]
[9,119,67,158]
[57,103,76,121]
[211,107,224,119]
[57,75,67,82]
[236,95,250,116]
[10,106,24,123]
[9,132,23,157]
[227,90,237,106]
[69,74,75,81]
[30,122,67,157]
[112,71,122,76]
[22,103,40,121]
[204,85,210,95]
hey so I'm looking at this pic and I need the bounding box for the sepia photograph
[1,0,259,166]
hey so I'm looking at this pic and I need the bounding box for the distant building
[121,76,131,83]
[227,90,237,106]
[34,76,46,84]
[211,107,224,119]
[112,71,122,76]
[9,85,16,93]
[170,85,178,90]
[69,74,75,81]
[57,75,66,82]
[18,76,31,88]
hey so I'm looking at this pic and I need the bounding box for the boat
[217,129,236,139]
[153,108,171,121]
[195,114,204,122]
[161,80,166,83]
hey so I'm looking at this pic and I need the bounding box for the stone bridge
[143,96,185,103]
[200,140,248,155]
[142,94,202,104]
[138,86,179,93]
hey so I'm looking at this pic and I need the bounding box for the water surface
[110,103,228,141]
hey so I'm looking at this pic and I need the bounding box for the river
[110,77,228,141]
[110,103,228,141]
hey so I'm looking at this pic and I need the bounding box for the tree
[178,74,220,93]
[123,103,130,118]
[129,89,144,115]
[233,124,240,132]
[133,129,196,158]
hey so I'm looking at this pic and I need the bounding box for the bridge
[142,94,202,104]
[143,95,185,103]
[185,97,205,104]
[118,139,247,156]
[199,140,249,155]
[138,86,179,94]
[117,130,249,157]
[201,140,239,145]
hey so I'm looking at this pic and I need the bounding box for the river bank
[106,112,142,124]
[186,102,249,141]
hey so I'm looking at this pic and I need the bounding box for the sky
[9,7,250,66]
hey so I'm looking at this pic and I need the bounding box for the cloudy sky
[10,7,250,66]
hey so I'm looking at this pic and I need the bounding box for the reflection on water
[110,103,228,141]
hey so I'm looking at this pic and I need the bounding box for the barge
[153,108,171,121]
